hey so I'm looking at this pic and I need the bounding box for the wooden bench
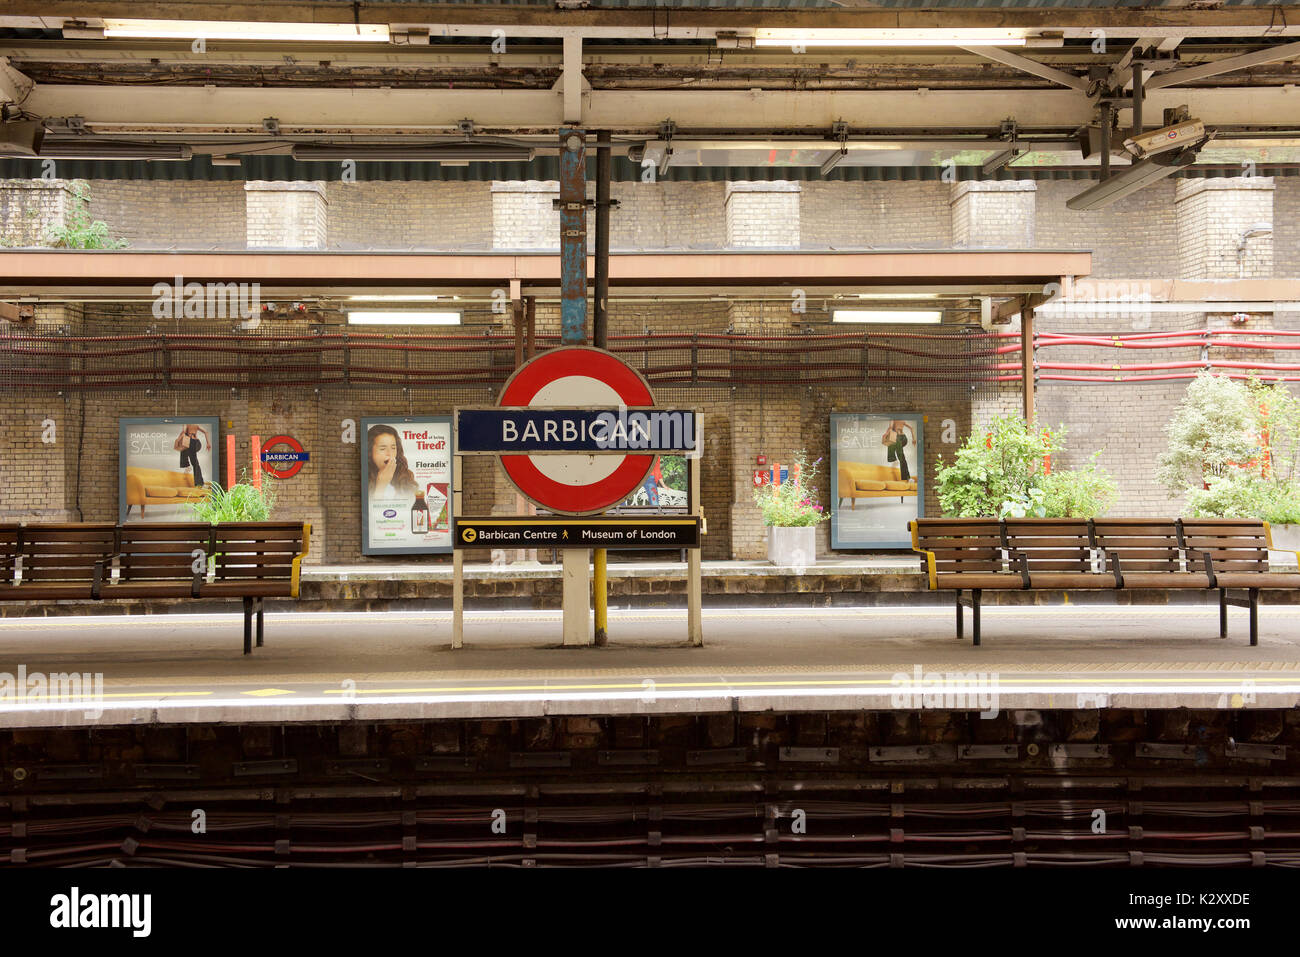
[911,516,1295,646]
[0,521,311,654]
[1181,519,1300,646]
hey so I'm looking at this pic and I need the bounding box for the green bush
[43,182,129,250]
[753,451,829,527]
[1159,372,1300,523]
[187,476,277,523]
[935,416,1117,519]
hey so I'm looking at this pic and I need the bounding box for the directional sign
[457,408,697,454]
[455,516,701,550]
[495,346,667,515]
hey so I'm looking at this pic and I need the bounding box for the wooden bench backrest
[19,524,117,583]
[213,523,307,581]
[1179,518,1269,573]
[0,524,20,584]
[1093,518,1183,573]
[117,523,213,582]
[1003,518,1093,573]
[912,518,1005,574]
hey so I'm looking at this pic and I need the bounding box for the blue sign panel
[457,409,697,454]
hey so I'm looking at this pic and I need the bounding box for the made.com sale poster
[360,417,453,555]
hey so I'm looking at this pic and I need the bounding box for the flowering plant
[753,451,830,527]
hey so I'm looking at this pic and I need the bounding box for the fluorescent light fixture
[101,19,390,42]
[210,156,243,167]
[1065,152,1196,211]
[34,141,192,161]
[346,310,461,326]
[833,309,942,324]
[856,293,941,300]
[292,144,532,162]
[347,295,445,302]
[754,28,1030,47]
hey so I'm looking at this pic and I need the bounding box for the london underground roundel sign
[497,347,656,515]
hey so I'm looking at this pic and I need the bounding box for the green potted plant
[935,415,1117,518]
[186,474,278,580]
[753,451,829,566]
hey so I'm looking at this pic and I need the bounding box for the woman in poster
[175,423,210,488]
[367,424,418,501]
[881,419,916,482]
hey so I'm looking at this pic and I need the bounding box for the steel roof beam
[958,46,1089,91]
[23,85,1300,134]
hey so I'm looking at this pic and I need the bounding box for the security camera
[1123,119,1206,160]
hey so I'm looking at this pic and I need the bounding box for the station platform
[0,603,1297,728]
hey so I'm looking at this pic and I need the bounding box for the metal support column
[593,129,612,645]
[559,126,592,646]
[1021,299,1036,423]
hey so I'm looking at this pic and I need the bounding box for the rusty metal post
[559,127,588,346]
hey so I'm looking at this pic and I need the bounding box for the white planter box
[1270,523,1300,551]
[767,525,816,568]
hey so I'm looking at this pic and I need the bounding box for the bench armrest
[1189,549,1219,589]
[290,522,312,599]
[909,521,936,589]
[91,551,125,599]
[1104,549,1123,588]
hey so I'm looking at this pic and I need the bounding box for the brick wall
[88,180,246,249]
[725,181,800,248]
[800,181,951,248]
[245,181,328,249]
[327,181,493,250]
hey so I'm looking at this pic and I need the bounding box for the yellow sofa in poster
[125,467,209,517]
[837,462,917,509]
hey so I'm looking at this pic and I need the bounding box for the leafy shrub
[753,451,829,527]
[935,416,1117,519]
[1159,372,1300,523]
[1038,458,1119,520]
[43,182,129,250]
[187,476,277,523]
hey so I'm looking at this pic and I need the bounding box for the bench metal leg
[956,592,963,641]
[956,589,982,646]
[256,598,265,648]
[1250,588,1259,647]
[243,596,253,655]
[1220,588,1261,646]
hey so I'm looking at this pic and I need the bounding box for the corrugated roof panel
[1,155,1294,182]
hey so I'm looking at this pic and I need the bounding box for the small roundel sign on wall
[260,434,310,479]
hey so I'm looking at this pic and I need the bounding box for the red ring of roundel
[498,348,656,514]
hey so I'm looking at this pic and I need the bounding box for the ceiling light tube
[34,141,192,161]
[101,19,390,43]
[833,309,943,324]
[346,310,462,326]
[292,144,532,162]
[754,28,1030,48]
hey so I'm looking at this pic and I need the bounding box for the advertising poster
[118,417,220,523]
[830,413,923,549]
[616,454,689,511]
[361,417,454,555]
